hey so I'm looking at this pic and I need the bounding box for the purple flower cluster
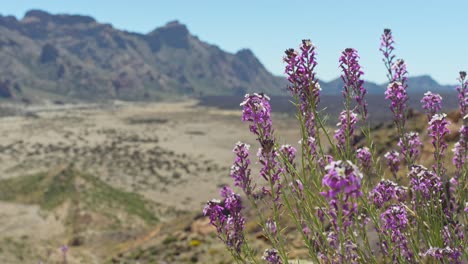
[241,93,283,202]
[284,40,321,157]
[339,48,368,121]
[421,247,462,263]
[240,93,273,138]
[380,204,412,261]
[392,59,408,87]
[452,125,467,175]
[203,187,245,253]
[321,160,363,235]
[384,150,401,179]
[428,113,451,174]
[321,160,363,200]
[356,147,372,171]
[408,165,442,200]
[456,71,467,117]
[265,218,278,235]
[262,248,282,264]
[452,141,465,174]
[284,40,320,103]
[279,144,296,173]
[379,29,396,81]
[385,82,408,126]
[421,91,442,120]
[369,180,407,208]
[230,142,253,196]
[257,143,283,201]
[334,110,358,150]
[398,132,422,162]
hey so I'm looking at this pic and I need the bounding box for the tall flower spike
[339,48,368,121]
[385,81,408,127]
[380,204,413,261]
[284,40,320,157]
[230,142,254,196]
[452,125,467,177]
[428,113,450,176]
[380,28,396,81]
[456,71,467,117]
[321,160,363,257]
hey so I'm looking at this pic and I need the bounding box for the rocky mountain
[0,10,285,102]
[0,10,456,102]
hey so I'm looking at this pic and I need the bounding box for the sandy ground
[0,100,302,213]
[0,99,306,262]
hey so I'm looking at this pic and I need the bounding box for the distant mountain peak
[23,9,96,25]
[164,20,186,28]
[147,20,190,49]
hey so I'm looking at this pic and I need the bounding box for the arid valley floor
[0,100,303,263]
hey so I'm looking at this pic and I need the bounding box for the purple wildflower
[356,147,372,171]
[368,180,407,208]
[334,110,358,151]
[257,145,283,203]
[421,247,463,263]
[384,150,401,179]
[284,40,320,157]
[456,71,467,117]
[241,93,282,203]
[321,160,363,232]
[385,81,408,127]
[380,204,412,261]
[321,160,363,200]
[265,218,277,235]
[230,142,253,196]
[240,93,273,138]
[392,59,408,87]
[379,29,396,81]
[203,186,245,253]
[421,91,443,120]
[452,141,465,174]
[428,113,450,175]
[398,132,422,163]
[339,48,368,121]
[453,124,467,177]
[279,144,296,173]
[262,248,282,264]
[408,165,443,200]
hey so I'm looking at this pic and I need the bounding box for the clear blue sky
[2,1,467,85]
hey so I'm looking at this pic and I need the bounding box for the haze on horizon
[3,0,467,85]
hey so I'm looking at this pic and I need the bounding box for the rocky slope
[0,10,286,102]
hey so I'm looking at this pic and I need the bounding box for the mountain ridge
[0,9,456,102]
